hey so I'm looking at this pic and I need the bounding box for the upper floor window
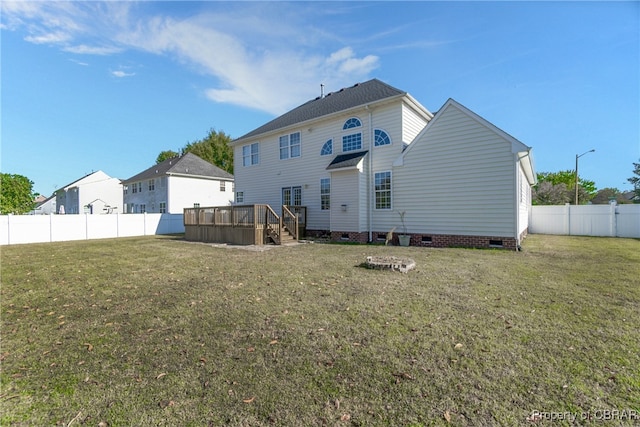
[148,179,155,191]
[343,117,362,130]
[279,132,301,160]
[123,185,128,195]
[220,181,226,192]
[159,202,167,213]
[321,139,333,156]
[236,192,244,203]
[374,129,391,147]
[342,133,362,152]
[243,143,259,166]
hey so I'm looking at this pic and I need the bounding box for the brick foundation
[330,231,369,243]
[309,229,525,251]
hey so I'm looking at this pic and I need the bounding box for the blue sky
[2,1,638,196]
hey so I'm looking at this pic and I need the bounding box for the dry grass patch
[1,235,639,426]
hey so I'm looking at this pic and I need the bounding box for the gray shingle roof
[122,152,233,183]
[235,79,406,141]
[326,150,369,170]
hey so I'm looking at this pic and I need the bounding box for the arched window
[374,129,391,147]
[343,117,362,130]
[321,139,333,156]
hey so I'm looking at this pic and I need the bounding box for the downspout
[514,154,521,249]
[515,150,533,250]
[367,106,373,242]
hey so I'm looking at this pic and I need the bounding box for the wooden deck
[183,204,306,245]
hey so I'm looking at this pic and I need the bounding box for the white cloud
[64,44,122,55]
[1,2,380,114]
[111,70,135,78]
[24,31,71,44]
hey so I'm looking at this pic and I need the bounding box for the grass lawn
[1,234,639,426]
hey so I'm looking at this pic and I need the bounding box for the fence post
[610,202,616,237]
[564,203,571,235]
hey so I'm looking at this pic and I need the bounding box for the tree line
[2,138,639,214]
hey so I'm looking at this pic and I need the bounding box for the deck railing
[282,205,299,240]
[184,204,305,245]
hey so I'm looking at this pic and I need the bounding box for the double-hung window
[279,132,301,160]
[243,143,259,166]
[148,179,155,191]
[320,178,330,210]
[374,171,392,210]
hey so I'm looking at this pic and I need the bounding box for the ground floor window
[282,186,302,206]
[236,192,244,203]
[374,171,392,209]
[320,178,330,210]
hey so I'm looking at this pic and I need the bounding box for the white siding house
[55,170,122,214]
[231,79,536,249]
[123,153,234,214]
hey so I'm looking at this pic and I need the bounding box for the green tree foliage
[156,150,180,164]
[533,170,596,205]
[181,128,233,174]
[156,128,234,174]
[0,173,36,214]
[628,159,640,201]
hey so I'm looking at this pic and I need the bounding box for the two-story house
[55,170,122,214]
[230,79,536,249]
[123,152,234,214]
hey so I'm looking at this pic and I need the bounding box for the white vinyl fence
[0,213,185,245]
[530,204,640,238]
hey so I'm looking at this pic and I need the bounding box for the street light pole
[575,149,595,205]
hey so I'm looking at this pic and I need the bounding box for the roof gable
[395,98,536,184]
[123,152,234,183]
[234,79,406,142]
[61,170,113,191]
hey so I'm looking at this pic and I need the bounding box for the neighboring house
[122,152,234,214]
[55,170,122,214]
[31,194,56,215]
[230,79,536,249]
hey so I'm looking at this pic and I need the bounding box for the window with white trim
[320,178,330,210]
[343,117,362,129]
[242,143,259,166]
[374,129,391,147]
[321,139,333,156]
[236,192,244,203]
[148,179,155,191]
[220,181,226,192]
[279,132,301,160]
[374,171,392,210]
[342,133,362,152]
[159,202,167,213]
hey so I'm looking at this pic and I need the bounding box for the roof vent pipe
[320,83,325,98]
